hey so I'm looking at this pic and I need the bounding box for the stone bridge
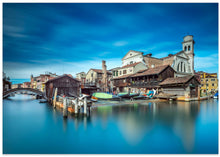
[3,88,46,99]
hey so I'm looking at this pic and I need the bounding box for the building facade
[112,65,175,93]
[121,50,145,66]
[23,82,31,88]
[46,74,81,99]
[112,62,147,79]
[197,71,218,94]
[143,35,195,77]
[31,72,58,92]
[159,75,201,99]
[76,72,86,84]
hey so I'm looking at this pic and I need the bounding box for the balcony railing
[82,83,97,87]
[113,82,130,87]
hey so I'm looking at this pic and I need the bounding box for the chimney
[168,54,173,57]
[146,53,152,57]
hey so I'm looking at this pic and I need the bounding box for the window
[188,45,191,51]
[130,69,132,72]
[211,79,215,81]
[91,73,93,77]
[212,83,215,86]
[123,70,127,74]
[116,71,118,76]
[130,53,132,56]
[184,46,187,51]
[206,84,208,86]
[201,84,204,86]
[119,71,122,75]
[130,61,133,64]
[113,71,115,76]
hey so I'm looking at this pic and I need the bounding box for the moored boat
[214,92,218,99]
[92,92,121,101]
[117,92,130,99]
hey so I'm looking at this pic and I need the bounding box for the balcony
[113,82,130,87]
[130,80,160,88]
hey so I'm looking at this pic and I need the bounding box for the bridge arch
[3,88,46,99]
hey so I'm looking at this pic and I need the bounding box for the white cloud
[194,53,218,71]
[113,41,128,47]
[3,58,122,79]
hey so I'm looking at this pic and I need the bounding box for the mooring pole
[53,88,58,108]
[83,97,87,115]
[75,98,78,115]
[63,96,68,118]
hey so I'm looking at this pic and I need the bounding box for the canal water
[3,94,218,154]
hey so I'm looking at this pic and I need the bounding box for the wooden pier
[49,95,93,117]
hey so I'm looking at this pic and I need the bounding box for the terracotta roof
[46,74,80,83]
[159,75,194,85]
[160,51,185,60]
[76,72,86,75]
[90,69,112,75]
[132,65,171,77]
[112,74,134,80]
[121,62,142,69]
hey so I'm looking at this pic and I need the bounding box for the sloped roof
[112,74,134,80]
[159,75,194,85]
[122,50,144,60]
[121,62,142,68]
[160,51,189,60]
[132,65,172,77]
[76,72,86,75]
[90,69,112,75]
[46,74,80,83]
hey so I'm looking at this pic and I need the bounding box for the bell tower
[182,35,195,74]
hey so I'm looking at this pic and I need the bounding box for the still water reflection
[3,94,218,154]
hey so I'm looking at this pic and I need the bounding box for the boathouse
[112,65,175,93]
[45,74,81,100]
[159,75,201,100]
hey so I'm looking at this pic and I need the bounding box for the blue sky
[3,3,218,79]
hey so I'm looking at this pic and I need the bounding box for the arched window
[188,45,191,51]
[180,62,183,72]
[184,46,187,51]
[177,62,186,73]
[177,63,180,72]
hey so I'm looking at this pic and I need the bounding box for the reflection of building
[196,71,218,94]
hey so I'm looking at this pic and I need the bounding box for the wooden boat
[92,92,121,100]
[39,99,47,103]
[117,92,130,99]
[132,94,149,100]
[214,92,218,99]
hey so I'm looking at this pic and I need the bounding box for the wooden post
[198,86,200,101]
[75,98,78,115]
[53,88,58,108]
[63,97,68,118]
[84,97,87,115]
